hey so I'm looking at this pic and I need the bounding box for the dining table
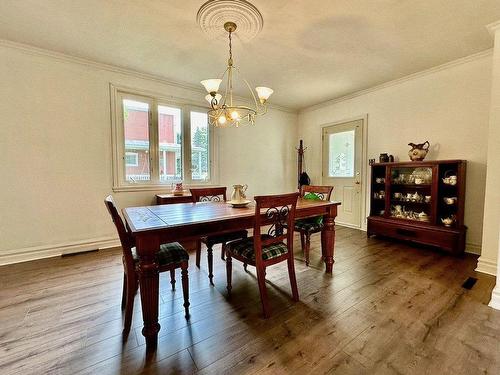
[122,197,341,351]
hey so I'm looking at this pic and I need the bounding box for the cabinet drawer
[368,218,459,252]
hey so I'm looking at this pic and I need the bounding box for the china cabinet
[367,160,466,254]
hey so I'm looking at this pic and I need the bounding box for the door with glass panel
[322,120,363,228]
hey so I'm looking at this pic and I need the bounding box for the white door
[322,120,363,228]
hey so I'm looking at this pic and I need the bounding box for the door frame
[320,114,369,230]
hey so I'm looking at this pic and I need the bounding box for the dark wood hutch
[367,160,466,254]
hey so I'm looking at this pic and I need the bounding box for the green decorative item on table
[297,192,323,226]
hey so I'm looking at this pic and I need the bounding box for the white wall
[482,24,500,282]
[0,42,297,265]
[218,109,297,198]
[298,52,493,254]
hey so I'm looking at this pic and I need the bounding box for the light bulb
[218,115,227,124]
[230,111,240,120]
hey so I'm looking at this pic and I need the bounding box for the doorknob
[355,181,360,185]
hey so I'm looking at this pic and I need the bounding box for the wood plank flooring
[1,227,499,374]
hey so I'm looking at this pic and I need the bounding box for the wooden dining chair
[190,187,248,285]
[225,192,300,318]
[296,185,334,266]
[104,195,190,336]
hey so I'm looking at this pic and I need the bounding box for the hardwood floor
[1,227,499,374]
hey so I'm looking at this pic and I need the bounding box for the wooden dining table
[122,198,341,351]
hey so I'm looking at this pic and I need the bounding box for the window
[111,87,216,191]
[328,130,355,178]
[125,152,139,167]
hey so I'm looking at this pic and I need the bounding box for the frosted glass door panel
[328,130,355,178]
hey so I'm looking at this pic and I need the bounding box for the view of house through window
[123,99,151,182]
[114,90,213,189]
[158,105,182,182]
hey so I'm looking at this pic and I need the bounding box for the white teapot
[231,184,248,203]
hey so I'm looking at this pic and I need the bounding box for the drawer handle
[396,228,417,237]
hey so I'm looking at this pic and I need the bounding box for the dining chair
[225,192,300,318]
[104,195,190,336]
[190,187,248,285]
[296,185,334,266]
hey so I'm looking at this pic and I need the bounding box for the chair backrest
[253,192,300,264]
[104,195,135,271]
[190,187,227,202]
[300,185,333,201]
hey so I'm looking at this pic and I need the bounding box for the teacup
[414,178,423,185]
[443,197,457,205]
[376,177,385,184]
[394,192,402,199]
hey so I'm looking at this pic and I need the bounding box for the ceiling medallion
[196,0,264,42]
[198,1,272,128]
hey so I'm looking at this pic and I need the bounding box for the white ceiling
[1,0,500,109]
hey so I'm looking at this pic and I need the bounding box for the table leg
[136,236,161,352]
[321,208,336,273]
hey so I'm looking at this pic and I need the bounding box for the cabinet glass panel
[390,167,432,222]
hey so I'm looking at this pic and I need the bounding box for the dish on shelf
[390,205,430,221]
[443,197,457,205]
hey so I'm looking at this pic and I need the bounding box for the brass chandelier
[201,22,273,127]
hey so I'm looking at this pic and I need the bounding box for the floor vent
[462,277,477,290]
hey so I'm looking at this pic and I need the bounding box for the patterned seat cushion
[132,242,188,266]
[203,230,248,246]
[294,219,324,233]
[226,235,288,262]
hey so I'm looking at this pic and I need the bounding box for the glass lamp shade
[201,79,222,94]
[255,86,274,102]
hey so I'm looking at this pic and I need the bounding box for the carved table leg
[136,235,161,352]
[321,207,336,274]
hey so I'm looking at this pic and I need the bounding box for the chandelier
[200,21,273,127]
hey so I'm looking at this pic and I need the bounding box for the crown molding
[0,38,296,114]
[486,20,500,35]
[299,48,493,114]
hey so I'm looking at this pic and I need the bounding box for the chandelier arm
[233,66,261,111]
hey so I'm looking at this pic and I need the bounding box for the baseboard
[475,256,497,276]
[0,237,120,266]
[488,286,500,310]
[465,243,481,255]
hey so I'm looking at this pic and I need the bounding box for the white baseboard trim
[475,256,497,276]
[488,286,500,310]
[0,237,120,266]
[465,243,481,255]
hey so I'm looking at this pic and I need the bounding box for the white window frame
[110,84,218,192]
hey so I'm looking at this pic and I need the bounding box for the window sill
[112,182,217,193]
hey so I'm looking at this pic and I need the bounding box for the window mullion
[150,100,160,184]
[183,107,192,185]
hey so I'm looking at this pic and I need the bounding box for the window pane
[328,130,355,177]
[190,111,210,181]
[123,99,150,182]
[158,105,182,182]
